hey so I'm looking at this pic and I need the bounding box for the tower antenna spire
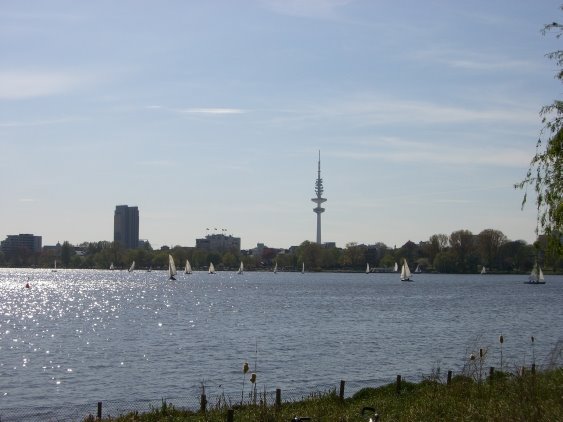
[311,150,327,244]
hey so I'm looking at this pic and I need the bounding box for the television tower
[311,151,327,244]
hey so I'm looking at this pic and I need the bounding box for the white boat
[525,262,545,284]
[366,263,370,274]
[393,262,398,272]
[128,261,135,272]
[185,259,192,274]
[273,262,278,274]
[147,266,152,272]
[109,262,114,270]
[237,261,244,274]
[209,262,216,274]
[481,266,486,275]
[400,259,412,282]
[168,254,177,280]
[52,260,57,272]
[414,264,421,273]
[301,262,305,274]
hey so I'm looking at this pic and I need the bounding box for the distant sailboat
[128,261,135,272]
[168,254,177,280]
[147,266,152,272]
[301,262,305,274]
[52,260,57,272]
[109,262,115,270]
[209,262,216,274]
[185,259,192,274]
[237,261,244,274]
[366,263,370,274]
[481,266,486,275]
[525,262,546,284]
[273,262,278,274]
[400,259,412,282]
[393,262,398,272]
[414,264,421,273]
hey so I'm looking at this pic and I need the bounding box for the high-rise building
[114,205,139,249]
[311,151,327,244]
[0,234,42,256]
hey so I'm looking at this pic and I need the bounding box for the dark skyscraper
[114,205,139,249]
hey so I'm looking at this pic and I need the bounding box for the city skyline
[1,1,560,250]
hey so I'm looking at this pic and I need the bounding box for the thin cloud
[334,137,531,168]
[0,117,84,128]
[259,0,353,18]
[0,70,93,99]
[177,108,246,115]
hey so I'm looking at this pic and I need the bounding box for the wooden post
[339,380,345,401]
[227,409,234,422]
[200,394,207,413]
[396,375,401,395]
[97,402,102,420]
[275,388,282,408]
[489,367,494,381]
[447,370,452,385]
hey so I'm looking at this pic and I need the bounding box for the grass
[92,368,563,421]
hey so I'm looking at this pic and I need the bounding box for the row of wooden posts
[94,365,536,420]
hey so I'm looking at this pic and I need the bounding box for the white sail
[128,261,135,272]
[209,262,216,274]
[539,266,544,282]
[400,259,412,281]
[481,266,486,274]
[185,259,192,274]
[302,262,305,274]
[366,263,370,274]
[527,262,545,284]
[109,262,114,270]
[52,260,57,272]
[394,262,398,272]
[415,264,421,273]
[168,255,177,279]
[237,261,244,274]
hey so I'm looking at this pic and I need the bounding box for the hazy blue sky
[1,0,560,250]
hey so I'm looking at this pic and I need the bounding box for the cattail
[479,348,484,358]
[250,373,257,384]
[243,362,249,374]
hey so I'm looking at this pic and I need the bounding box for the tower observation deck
[311,151,327,244]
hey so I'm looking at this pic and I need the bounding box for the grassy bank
[94,368,562,421]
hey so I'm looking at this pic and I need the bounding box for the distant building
[1,234,42,256]
[114,205,139,249]
[196,233,241,253]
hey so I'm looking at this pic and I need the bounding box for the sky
[1,0,561,250]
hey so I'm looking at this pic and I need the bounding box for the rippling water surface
[1,269,562,410]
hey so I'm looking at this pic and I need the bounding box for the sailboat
[185,259,192,274]
[366,263,370,274]
[128,261,135,272]
[209,262,216,274]
[237,261,244,274]
[393,262,398,272]
[52,260,57,272]
[480,266,487,275]
[168,254,177,280]
[273,261,278,274]
[109,262,115,270]
[400,259,413,282]
[301,262,305,274]
[414,264,421,273]
[525,262,546,284]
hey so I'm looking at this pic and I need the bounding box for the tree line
[1,228,560,273]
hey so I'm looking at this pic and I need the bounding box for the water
[1,269,562,412]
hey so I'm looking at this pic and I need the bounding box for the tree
[61,241,74,267]
[517,10,563,256]
[477,229,507,270]
[449,230,476,272]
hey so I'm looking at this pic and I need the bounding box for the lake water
[1,269,562,416]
